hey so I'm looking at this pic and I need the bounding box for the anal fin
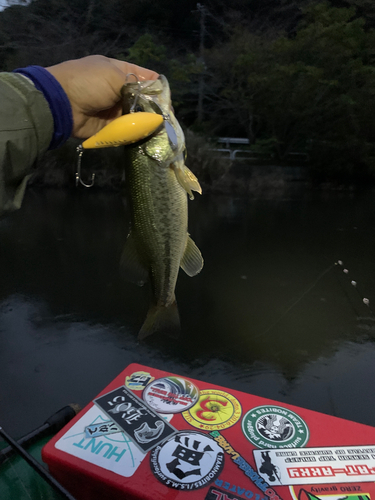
[180,236,204,277]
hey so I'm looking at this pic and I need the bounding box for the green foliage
[204,0,375,181]
[250,137,280,156]
[119,33,202,119]
[126,34,168,68]
[184,129,231,186]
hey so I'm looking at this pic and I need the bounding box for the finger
[108,58,159,81]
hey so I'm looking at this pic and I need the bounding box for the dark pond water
[0,184,375,438]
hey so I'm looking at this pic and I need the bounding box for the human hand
[46,55,159,139]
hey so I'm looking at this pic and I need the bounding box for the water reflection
[0,186,374,435]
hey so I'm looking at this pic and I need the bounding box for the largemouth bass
[121,75,203,340]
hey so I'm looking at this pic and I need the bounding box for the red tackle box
[42,363,375,500]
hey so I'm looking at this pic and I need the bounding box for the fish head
[121,75,185,164]
[121,78,163,115]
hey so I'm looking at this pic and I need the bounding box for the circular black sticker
[150,430,225,490]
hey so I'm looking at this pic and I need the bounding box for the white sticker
[254,446,375,485]
[55,406,146,477]
[143,376,199,414]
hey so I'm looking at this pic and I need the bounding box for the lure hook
[125,73,141,113]
[75,145,95,188]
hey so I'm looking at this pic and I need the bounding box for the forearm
[0,56,157,217]
[0,72,54,216]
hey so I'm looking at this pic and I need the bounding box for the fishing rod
[0,425,77,500]
[0,404,81,464]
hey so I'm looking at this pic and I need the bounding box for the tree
[1,0,375,182]
[205,1,375,180]
[120,33,203,122]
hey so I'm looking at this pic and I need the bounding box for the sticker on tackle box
[94,385,177,452]
[54,406,147,477]
[143,376,200,414]
[125,371,154,391]
[292,484,374,500]
[253,445,375,486]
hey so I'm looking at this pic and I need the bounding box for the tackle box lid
[42,363,375,500]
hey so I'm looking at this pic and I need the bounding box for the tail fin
[138,300,181,340]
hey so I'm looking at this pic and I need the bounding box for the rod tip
[68,404,82,415]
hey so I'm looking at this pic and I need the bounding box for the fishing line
[334,260,375,319]
[253,259,373,341]
[332,262,362,318]
[254,263,336,339]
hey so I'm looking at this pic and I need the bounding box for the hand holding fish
[46,55,159,139]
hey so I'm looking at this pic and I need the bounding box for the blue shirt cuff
[13,65,73,150]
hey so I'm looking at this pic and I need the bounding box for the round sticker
[242,405,309,449]
[125,371,154,391]
[143,377,199,414]
[150,430,224,490]
[182,389,242,430]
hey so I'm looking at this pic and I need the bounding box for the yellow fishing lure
[76,112,163,187]
[81,112,163,149]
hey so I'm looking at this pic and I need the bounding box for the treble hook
[75,145,95,188]
[125,73,142,113]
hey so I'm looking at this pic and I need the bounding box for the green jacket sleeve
[0,72,54,217]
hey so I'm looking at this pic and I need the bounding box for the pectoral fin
[173,164,202,200]
[120,232,148,286]
[180,236,204,277]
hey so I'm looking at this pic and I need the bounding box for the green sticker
[242,405,309,449]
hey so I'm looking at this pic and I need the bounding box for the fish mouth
[122,75,168,114]
[121,75,181,153]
